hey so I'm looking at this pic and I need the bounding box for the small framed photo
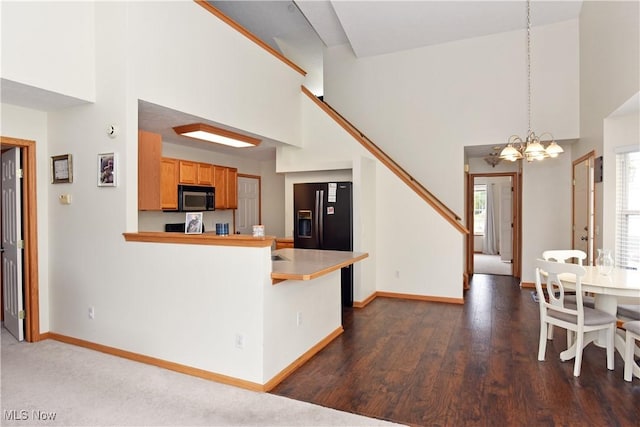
[51,154,73,184]
[97,153,117,187]
[185,212,203,234]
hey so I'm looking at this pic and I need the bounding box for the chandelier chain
[527,0,531,136]
[498,0,564,162]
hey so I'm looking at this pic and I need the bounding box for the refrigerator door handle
[314,190,320,247]
[318,190,324,248]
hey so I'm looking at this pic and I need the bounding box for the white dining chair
[535,259,617,377]
[541,251,592,307]
[541,250,594,342]
[623,320,640,382]
[617,302,640,322]
[541,249,587,266]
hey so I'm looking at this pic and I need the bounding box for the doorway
[235,174,261,235]
[572,151,595,265]
[0,136,40,342]
[466,172,521,278]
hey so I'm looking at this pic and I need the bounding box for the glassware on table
[596,248,614,275]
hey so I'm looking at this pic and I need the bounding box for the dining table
[557,266,640,379]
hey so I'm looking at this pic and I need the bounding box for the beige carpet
[473,253,512,276]
[0,328,403,426]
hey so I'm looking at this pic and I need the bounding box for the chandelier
[500,0,564,162]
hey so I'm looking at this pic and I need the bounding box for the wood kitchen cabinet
[227,167,238,209]
[213,166,227,209]
[160,158,179,210]
[178,160,197,184]
[213,166,238,209]
[138,130,162,211]
[275,238,294,250]
[138,130,236,211]
[179,161,214,186]
[197,163,214,186]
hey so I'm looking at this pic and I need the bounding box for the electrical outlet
[234,333,244,349]
[88,306,95,319]
[296,311,302,326]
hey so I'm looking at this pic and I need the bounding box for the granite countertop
[271,248,368,284]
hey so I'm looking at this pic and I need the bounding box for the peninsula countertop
[271,248,368,284]
[123,231,275,247]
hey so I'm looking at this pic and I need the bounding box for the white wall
[352,156,377,302]
[112,243,270,383]
[375,166,464,298]
[521,152,574,282]
[0,104,51,333]
[260,160,286,239]
[128,2,304,151]
[263,271,341,381]
[579,1,640,251]
[0,1,96,103]
[324,19,579,215]
[280,94,464,301]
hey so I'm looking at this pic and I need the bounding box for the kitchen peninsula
[122,231,367,391]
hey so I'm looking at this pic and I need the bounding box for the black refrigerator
[293,182,353,307]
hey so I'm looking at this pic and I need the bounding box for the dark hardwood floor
[270,274,640,426]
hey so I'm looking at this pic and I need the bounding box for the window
[615,149,640,270]
[474,184,487,235]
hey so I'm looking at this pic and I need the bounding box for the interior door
[235,176,260,235]
[573,155,594,264]
[2,147,24,341]
[499,179,513,262]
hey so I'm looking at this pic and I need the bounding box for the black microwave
[177,185,215,212]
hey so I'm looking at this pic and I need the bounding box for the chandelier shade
[499,0,563,163]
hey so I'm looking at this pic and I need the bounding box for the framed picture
[185,212,203,234]
[97,153,117,187]
[51,154,73,184]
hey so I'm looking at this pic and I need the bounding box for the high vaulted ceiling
[210,0,583,160]
[212,1,583,59]
[303,0,582,57]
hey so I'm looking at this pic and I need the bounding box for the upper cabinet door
[160,158,179,210]
[179,160,197,184]
[138,130,162,211]
[214,166,227,209]
[197,163,214,186]
[227,168,238,209]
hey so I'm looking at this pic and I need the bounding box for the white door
[499,179,513,262]
[573,157,594,264]
[235,176,260,235]
[2,148,24,341]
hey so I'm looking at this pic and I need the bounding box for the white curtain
[483,183,498,255]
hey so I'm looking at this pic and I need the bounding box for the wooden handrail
[301,86,468,235]
[194,0,306,76]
